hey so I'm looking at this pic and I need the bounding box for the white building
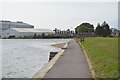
[2,28,55,38]
[0,20,34,38]
[111,28,119,37]
[0,20,34,31]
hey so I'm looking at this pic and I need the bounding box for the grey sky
[1,2,118,30]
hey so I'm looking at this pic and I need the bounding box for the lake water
[1,39,71,78]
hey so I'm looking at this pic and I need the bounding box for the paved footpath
[44,40,90,78]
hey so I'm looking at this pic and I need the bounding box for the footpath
[44,40,90,78]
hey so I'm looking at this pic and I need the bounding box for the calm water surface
[2,39,71,78]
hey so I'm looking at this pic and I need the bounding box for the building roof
[0,20,34,27]
[10,28,54,33]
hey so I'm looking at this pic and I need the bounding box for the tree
[95,23,104,36]
[75,23,94,34]
[47,34,54,38]
[41,33,45,38]
[95,21,111,37]
[101,21,111,37]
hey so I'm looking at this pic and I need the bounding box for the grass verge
[76,37,118,78]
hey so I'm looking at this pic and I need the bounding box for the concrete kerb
[78,42,96,78]
[32,41,69,79]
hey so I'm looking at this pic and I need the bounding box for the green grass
[76,37,118,78]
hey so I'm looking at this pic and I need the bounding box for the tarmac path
[44,40,90,78]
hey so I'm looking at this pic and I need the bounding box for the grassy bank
[76,37,118,78]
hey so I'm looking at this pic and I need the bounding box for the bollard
[80,38,84,42]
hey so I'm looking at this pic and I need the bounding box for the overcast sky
[0,1,118,30]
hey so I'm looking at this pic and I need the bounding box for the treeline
[34,33,73,39]
[75,21,119,37]
[5,34,72,39]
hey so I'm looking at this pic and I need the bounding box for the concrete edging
[78,42,95,78]
[32,42,68,79]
